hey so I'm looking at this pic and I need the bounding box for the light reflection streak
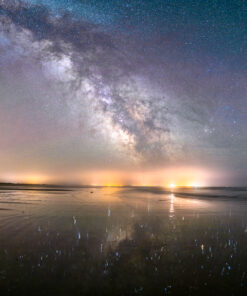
[169,194,175,218]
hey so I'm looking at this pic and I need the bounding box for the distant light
[192,183,200,189]
[169,183,176,189]
[186,182,200,189]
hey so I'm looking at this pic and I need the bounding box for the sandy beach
[0,186,247,295]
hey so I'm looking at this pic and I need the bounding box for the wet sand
[0,186,247,295]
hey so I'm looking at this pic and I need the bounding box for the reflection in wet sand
[0,186,247,295]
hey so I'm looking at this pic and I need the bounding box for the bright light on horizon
[0,167,218,187]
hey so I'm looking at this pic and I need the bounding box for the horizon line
[0,182,246,189]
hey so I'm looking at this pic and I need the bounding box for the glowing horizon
[0,166,231,187]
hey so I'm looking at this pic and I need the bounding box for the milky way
[0,0,246,185]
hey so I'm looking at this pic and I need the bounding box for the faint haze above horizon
[0,1,247,186]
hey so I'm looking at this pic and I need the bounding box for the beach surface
[0,185,247,295]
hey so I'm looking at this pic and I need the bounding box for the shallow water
[0,186,247,295]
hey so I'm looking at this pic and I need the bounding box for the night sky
[0,0,246,186]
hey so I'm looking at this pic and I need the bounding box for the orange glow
[102,184,123,187]
[0,166,223,186]
[24,175,47,184]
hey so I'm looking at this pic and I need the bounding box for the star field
[0,0,246,185]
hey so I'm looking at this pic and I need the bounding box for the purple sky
[0,1,247,185]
